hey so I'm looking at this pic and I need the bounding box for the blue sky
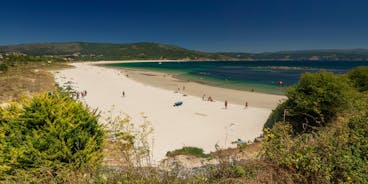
[1,0,368,52]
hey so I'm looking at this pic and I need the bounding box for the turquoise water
[105,61,368,95]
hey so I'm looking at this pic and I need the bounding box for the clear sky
[1,0,368,52]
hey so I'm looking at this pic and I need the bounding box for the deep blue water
[105,61,368,95]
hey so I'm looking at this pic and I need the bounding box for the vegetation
[0,58,68,102]
[0,91,105,182]
[0,58,367,183]
[0,42,232,61]
[261,67,368,183]
[0,63,8,73]
[265,70,352,133]
[166,146,210,158]
[347,66,368,92]
[1,55,65,63]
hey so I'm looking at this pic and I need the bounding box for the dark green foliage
[262,67,368,183]
[166,146,209,158]
[0,91,104,179]
[272,71,352,133]
[347,66,368,92]
[264,101,287,129]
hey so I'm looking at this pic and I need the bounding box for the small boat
[173,101,183,107]
[158,62,162,64]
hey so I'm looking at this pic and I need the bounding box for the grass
[0,61,70,102]
[166,146,210,158]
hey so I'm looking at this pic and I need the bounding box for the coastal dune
[54,62,284,162]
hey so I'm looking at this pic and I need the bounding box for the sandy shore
[53,62,285,162]
[110,68,285,109]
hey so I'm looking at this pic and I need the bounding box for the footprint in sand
[194,112,207,117]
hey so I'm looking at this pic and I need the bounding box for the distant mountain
[0,42,232,61]
[1,42,368,61]
[220,49,368,61]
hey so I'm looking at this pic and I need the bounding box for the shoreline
[53,62,285,162]
[97,60,286,109]
[107,67,285,109]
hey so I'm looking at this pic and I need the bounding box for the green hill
[0,42,232,61]
[2,42,368,61]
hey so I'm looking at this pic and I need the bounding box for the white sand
[53,62,281,162]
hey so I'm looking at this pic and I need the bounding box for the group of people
[202,94,214,102]
[202,93,249,109]
[70,90,87,100]
[175,85,186,93]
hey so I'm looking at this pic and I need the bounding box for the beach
[53,61,285,162]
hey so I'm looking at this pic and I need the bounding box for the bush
[347,66,368,92]
[262,110,368,183]
[0,91,105,179]
[264,101,287,129]
[284,71,352,133]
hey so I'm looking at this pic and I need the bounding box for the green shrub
[0,91,105,179]
[264,101,287,129]
[262,112,368,183]
[284,71,351,133]
[347,66,368,92]
[166,146,209,158]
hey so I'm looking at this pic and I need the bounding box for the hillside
[221,48,368,61]
[0,42,232,61]
[2,42,368,61]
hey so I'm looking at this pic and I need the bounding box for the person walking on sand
[122,91,125,97]
[225,100,228,109]
[245,101,248,109]
[202,94,206,101]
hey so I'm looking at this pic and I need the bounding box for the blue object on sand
[173,101,183,107]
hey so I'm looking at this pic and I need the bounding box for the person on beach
[208,96,213,102]
[202,94,206,101]
[122,91,125,97]
[225,100,228,109]
[81,90,86,97]
[245,101,248,108]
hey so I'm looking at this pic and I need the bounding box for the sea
[105,61,368,95]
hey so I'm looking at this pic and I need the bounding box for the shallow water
[106,61,368,95]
